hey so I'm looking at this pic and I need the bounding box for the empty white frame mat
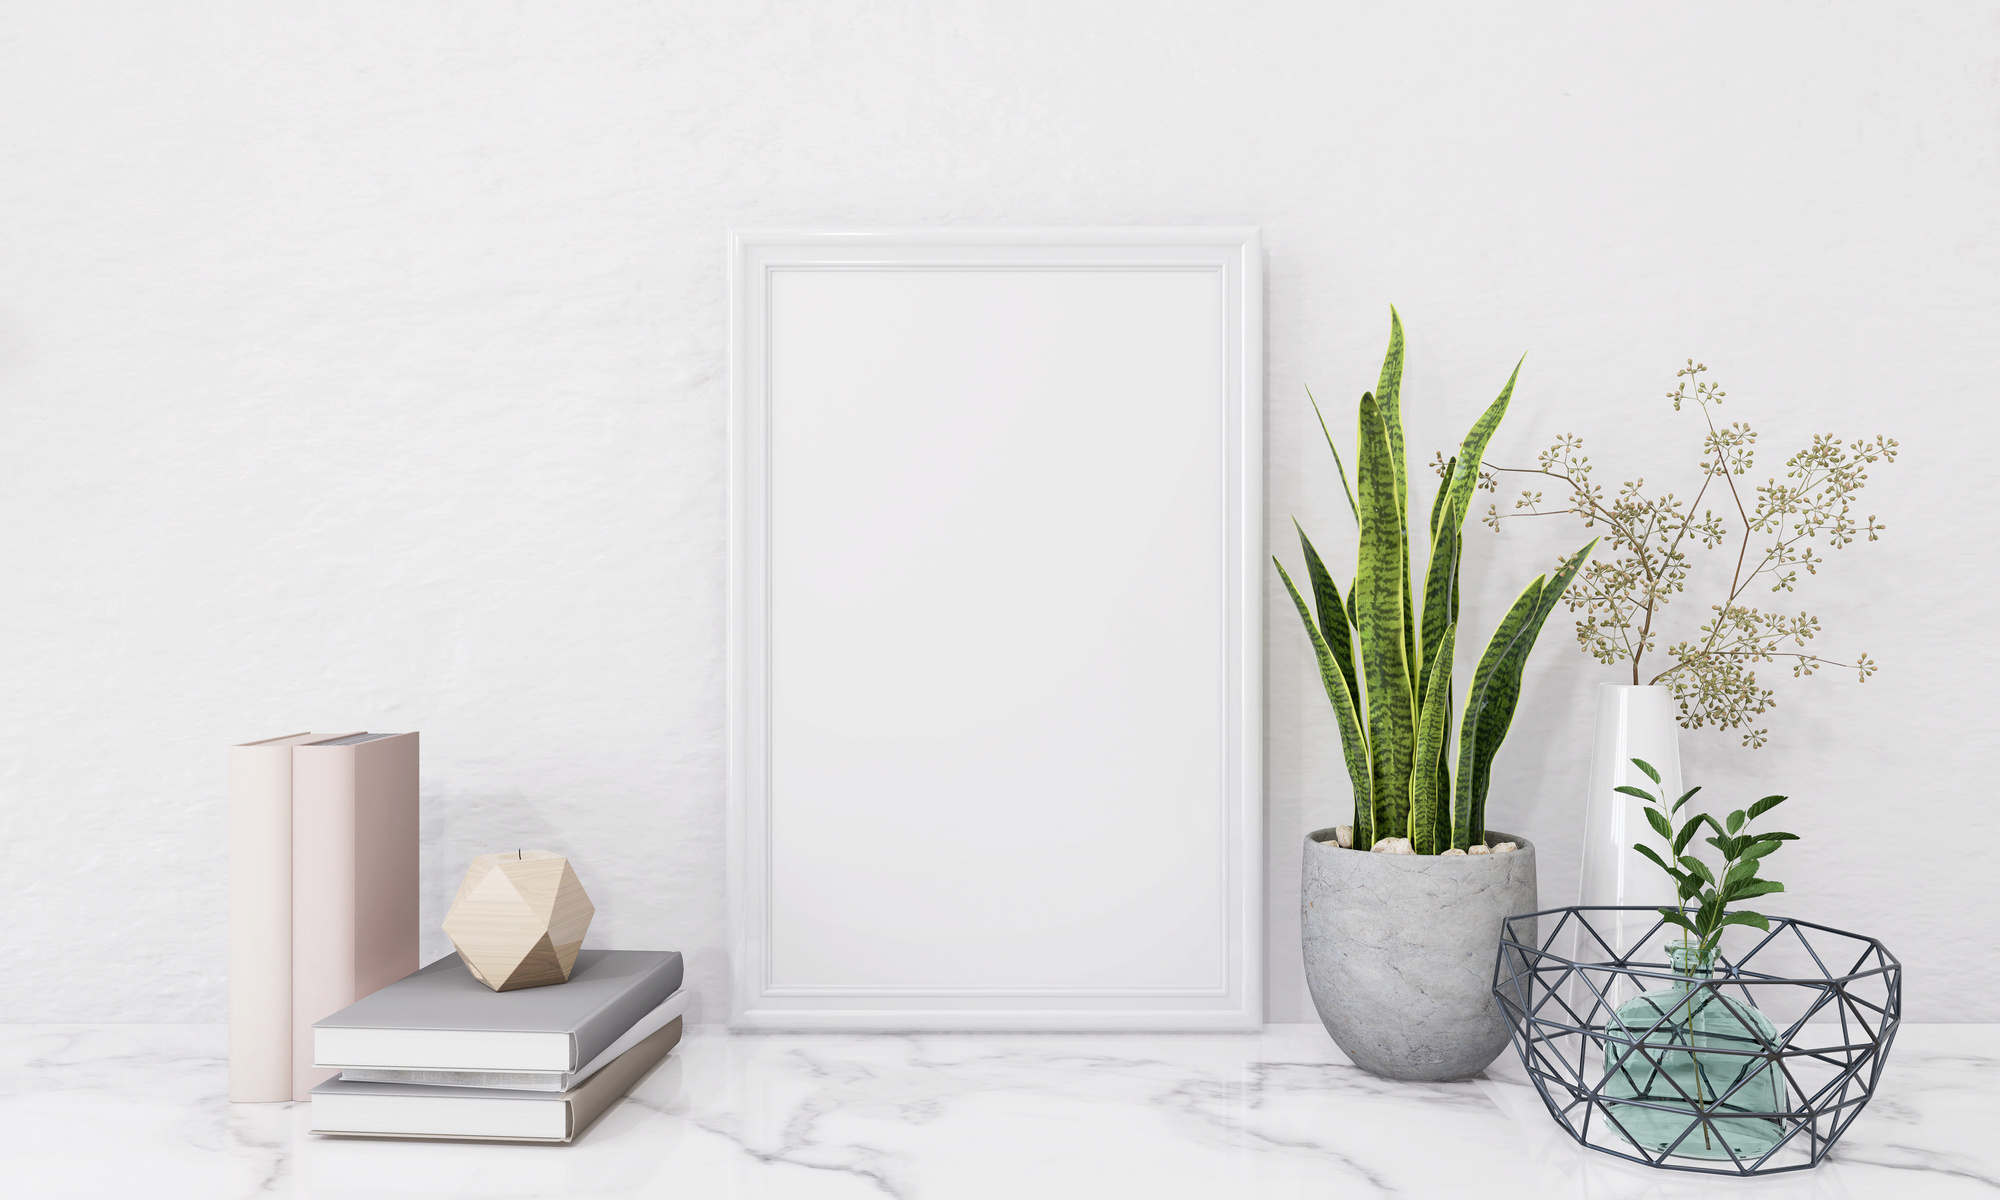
[728,229,1262,1029]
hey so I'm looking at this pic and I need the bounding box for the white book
[338,989,689,1091]
[312,1019,682,1144]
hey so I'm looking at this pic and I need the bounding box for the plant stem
[1665,795,1709,1148]
[1665,389,1755,678]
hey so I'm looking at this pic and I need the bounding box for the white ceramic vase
[1578,684,1684,963]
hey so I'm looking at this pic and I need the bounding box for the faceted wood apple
[442,850,595,991]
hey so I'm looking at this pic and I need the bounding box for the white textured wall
[1,2,1992,1023]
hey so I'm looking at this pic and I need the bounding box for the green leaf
[1355,392,1415,841]
[1370,314,1418,707]
[1451,579,1539,846]
[1296,524,1360,715]
[1722,858,1763,892]
[1443,355,1523,541]
[1631,758,1662,785]
[1451,538,1598,846]
[1755,831,1800,842]
[1678,856,1715,887]
[1418,462,1460,823]
[1657,910,1698,936]
[1748,794,1787,821]
[1429,456,1457,540]
[1416,492,1460,714]
[1672,822,1701,855]
[1730,880,1786,901]
[1726,810,1746,835]
[1275,559,1376,847]
[1408,625,1456,854]
[1375,308,1408,521]
[1428,678,1454,851]
[1305,386,1360,526]
[1719,911,1772,932]
[1612,785,1657,802]
[1633,843,1673,874]
[1672,786,1702,814]
[1643,807,1672,841]
[1743,839,1783,861]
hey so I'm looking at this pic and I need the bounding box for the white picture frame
[728,228,1263,1030]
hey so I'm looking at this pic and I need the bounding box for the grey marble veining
[2,1023,1993,1198]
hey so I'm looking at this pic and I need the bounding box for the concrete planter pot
[1301,828,1537,1082]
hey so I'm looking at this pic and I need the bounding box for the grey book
[311,1018,682,1143]
[313,949,683,1073]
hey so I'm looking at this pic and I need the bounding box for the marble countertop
[3,1022,1993,1199]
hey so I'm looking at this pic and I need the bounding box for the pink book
[228,732,350,1102]
[291,732,420,1100]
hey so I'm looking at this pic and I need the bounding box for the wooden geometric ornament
[441,850,595,992]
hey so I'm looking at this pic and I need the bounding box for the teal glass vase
[1600,945,1789,1161]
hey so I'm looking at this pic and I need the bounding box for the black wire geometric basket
[1493,906,1901,1176]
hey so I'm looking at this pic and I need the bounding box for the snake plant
[1275,310,1596,854]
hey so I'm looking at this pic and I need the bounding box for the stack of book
[309,949,686,1143]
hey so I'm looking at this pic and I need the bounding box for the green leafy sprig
[1620,757,1798,965]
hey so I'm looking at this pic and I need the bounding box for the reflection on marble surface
[2,1023,1993,1198]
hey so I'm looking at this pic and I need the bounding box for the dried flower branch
[1483,361,1897,746]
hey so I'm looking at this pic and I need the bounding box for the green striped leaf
[1401,577,1417,696]
[1306,386,1359,525]
[1429,677,1453,853]
[1356,392,1415,840]
[1372,314,1417,688]
[1429,456,1457,539]
[1417,491,1460,712]
[1275,558,1375,848]
[1443,356,1524,534]
[1452,539,1598,845]
[1452,579,1541,849]
[1408,625,1455,854]
[1296,522,1359,713]
[1375,307,1408,519]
